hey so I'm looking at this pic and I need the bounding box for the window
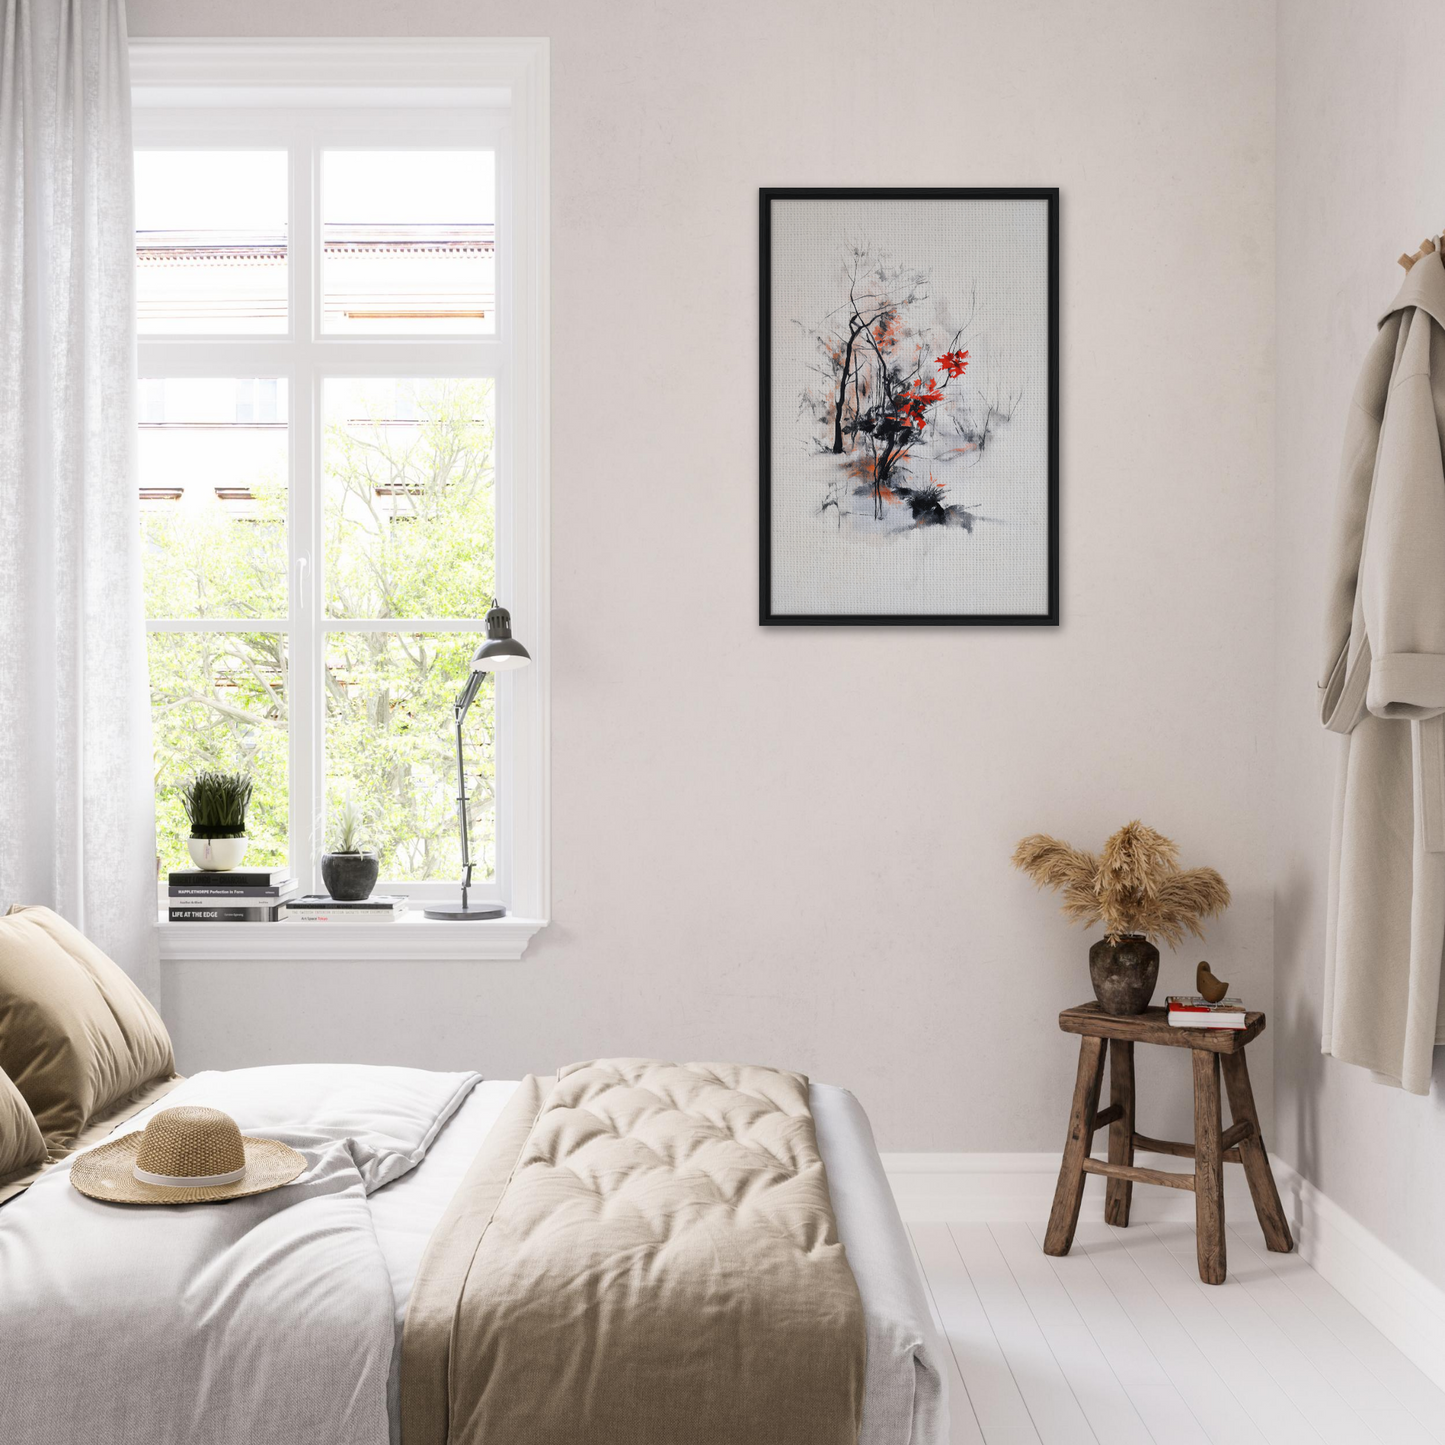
[321,152,496,334]
[132,41,550,956]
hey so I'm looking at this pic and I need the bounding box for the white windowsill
[156,912,547,961]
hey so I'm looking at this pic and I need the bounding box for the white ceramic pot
[187,836,249,871]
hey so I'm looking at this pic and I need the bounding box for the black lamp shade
[471,602,531,673]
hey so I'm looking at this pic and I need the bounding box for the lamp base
[423,902,507,921]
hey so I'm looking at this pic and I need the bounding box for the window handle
[297,554,309,613]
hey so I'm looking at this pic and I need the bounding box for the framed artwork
[759,187,1059,626]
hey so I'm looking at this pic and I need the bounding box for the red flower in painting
[894,395,926,430]
[936,349,970,379]
[894,375,946,431]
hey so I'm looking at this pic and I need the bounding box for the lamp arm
[452,698,473,910]
[452,668,491,911]
[455,667,485,718]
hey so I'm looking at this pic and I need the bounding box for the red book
[1166,994,1246,1029]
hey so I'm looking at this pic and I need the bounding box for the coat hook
[1400,235,1442,272]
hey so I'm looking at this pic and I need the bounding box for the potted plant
[320,798,380,902]
[182,771,254,872]
[1012,820,1231,1015]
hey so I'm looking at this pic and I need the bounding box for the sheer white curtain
[0,0,156,994]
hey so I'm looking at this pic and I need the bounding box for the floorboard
[1111,1223,1323,1443]
[912,1222,1037,1444]
[949,1222,1100,1443]
[1215,1223,1445,1442]
[986,1221,1154,1445]
[1220,1224,1396,1412]
[1146,1222,1372,1444]
[1019,1219,1213,1445]
[903,1216,1445,1444]
[1067,1222,1271,1445]
[909,1228,988,1445]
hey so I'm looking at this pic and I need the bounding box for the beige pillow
[0,906,174,1146]
[0,1064,46,1183]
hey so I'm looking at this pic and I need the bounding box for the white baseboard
[882,1150,1445,1397]
[880,1150,1258,1224]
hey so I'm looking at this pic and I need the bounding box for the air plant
[181,771,253,839]
[1011,820,1231,948]
[327,796,371,856]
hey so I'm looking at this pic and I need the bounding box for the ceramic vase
[320,852,379,902]
[1088,934,1160,1015]
[187,836,249,871]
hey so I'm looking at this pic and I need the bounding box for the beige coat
[1321,251,1445,1093]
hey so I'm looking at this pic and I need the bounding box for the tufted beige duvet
[400,1059,867,1445]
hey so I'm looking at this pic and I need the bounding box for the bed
[0,1062,948,1445]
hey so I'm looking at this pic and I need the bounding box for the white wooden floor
[908,1218,1445,1445]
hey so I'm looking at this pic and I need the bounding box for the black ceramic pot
[1088,935,1160,1015]
[320,851,379,902]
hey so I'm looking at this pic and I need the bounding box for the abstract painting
[760,188,1058,625]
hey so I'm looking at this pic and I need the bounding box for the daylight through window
[137,110,516,903]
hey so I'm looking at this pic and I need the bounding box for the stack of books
[284,894,409,924]
[167,867,296,922]
[1166,994,1248,1029]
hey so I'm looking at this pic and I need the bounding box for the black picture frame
[759,186,1060,626]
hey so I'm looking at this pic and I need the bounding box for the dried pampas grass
[1011,820,1230,947]
[1010,835,1102,926]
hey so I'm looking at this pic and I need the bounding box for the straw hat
[70,1105,306,1205]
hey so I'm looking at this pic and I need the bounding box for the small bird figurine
[1196,961,1229,1003]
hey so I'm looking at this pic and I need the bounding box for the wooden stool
[1043,1002,1292,1284]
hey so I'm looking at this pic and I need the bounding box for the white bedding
[368,1080,947,1445]
[0,1067,946,1445]
[0,1064,479,1445]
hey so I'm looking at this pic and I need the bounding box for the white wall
[1275,0,1445,1293]
[133,0,1277,1152]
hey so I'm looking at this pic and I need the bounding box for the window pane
[325,632,493,882]
[140,379,288,620]
[322,151,495,335]
[135,151,287,334]
[149,632,289,874]
[323,379,494,619]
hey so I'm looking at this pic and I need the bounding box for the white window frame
[133,40,550,961]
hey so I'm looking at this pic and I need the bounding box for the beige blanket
[401,1059,867,1445]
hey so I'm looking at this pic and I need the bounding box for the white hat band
[133,1163,247,1188]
